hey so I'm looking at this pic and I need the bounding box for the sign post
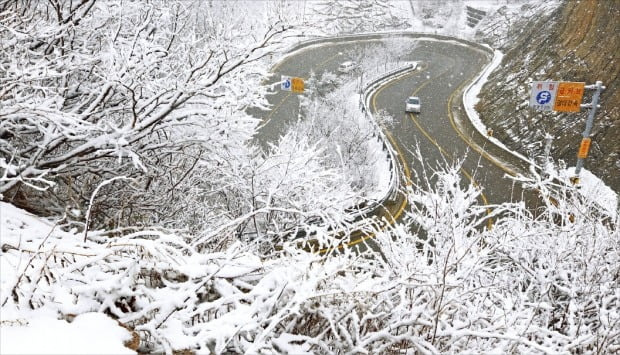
[529,80,604,184]
[573,81,604,182]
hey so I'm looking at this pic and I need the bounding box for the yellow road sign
[577,137,591,159]
[553,82,585,112]
[291,77,304,93]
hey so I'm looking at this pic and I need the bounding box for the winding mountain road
[251,35,540,251]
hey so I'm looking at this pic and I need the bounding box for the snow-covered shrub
[297,79,388,203]
[366,158,619,353]
[0,0,295,230]
[0,201,367,353]
[309,0,410,35]
[3,157,616,354]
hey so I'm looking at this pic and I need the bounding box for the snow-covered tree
[3,157,616,353]
[0,0,298,229]
[310,0,410,34]
[297,80,388,202]
[2,2,617,354]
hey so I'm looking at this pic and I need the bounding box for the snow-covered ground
[1,1,617,353]
[2,174,618,353]
[560,167,618,217]
[0,203,136,354]
[1,312,134,354]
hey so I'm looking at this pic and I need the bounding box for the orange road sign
[291,77,304,93]
[553,82,585,112]
[577,137,591,159]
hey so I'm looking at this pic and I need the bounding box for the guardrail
[275,31,615,241]
[345,63,417,219]
[272,32,494,240]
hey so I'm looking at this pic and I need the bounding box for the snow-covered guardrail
[273,32,494,238]
[346,63,418,219]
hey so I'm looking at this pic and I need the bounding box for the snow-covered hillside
[475,0,620,192]
[2,163,618,353]
[1,1,618,354]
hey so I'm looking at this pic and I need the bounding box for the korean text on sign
[553,82,585,112]
[529,81,558,111]
[577,138,591,159]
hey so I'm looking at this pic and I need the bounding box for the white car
[405,96,421,113]
[338,61,357,74]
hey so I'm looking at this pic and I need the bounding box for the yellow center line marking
[318,55,500,253]
[405,63,494,230]
[310,45,524,253]
[446,75,518,178]
[447,52,558,213]
[407,111,493,229]
[261,92,292,126]
[317,64,428,254]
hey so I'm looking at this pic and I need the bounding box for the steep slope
[475,0,619,191]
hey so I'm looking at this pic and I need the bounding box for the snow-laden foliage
[474,0,562,50]
[2,159,617,353]
[309,0,409,34]
[298,78,385,202]
[340,38,416,86]
[0,0,297,228]
[2,1,618,353]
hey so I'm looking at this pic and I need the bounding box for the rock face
[476,0,619,191]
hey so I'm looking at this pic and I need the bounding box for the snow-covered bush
[297,80,386,202]
[3,158,617,353]
[2,1,617,353]
[0,0,295,230]
[367,158,619,353]
[309,0,410,34]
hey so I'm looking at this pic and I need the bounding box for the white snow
[345,92,390,201]
[462,49,536,163]
[0,313,135,354]
[0,312,134,354]
[2,1,617,353]
[560,167,618,216]
[0,203,135,354]
[462,50,618,215]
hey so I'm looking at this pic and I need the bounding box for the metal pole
[574,80,604,180]
[544,133,553,164]
[543,133,553,175]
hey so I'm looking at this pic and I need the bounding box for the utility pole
[572,80,605,184]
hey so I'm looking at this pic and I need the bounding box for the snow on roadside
[0,312,134,355]
[462,49,618,213]
[462,49,536,163]
[559,167,618,217]
[0,202,135,354]
[345,91,390,202]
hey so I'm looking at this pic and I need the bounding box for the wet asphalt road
[249,37,542,249]
[371,39,534,208]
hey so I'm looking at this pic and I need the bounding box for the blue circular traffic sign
[536,91,552,105]
[283,79,291,89]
